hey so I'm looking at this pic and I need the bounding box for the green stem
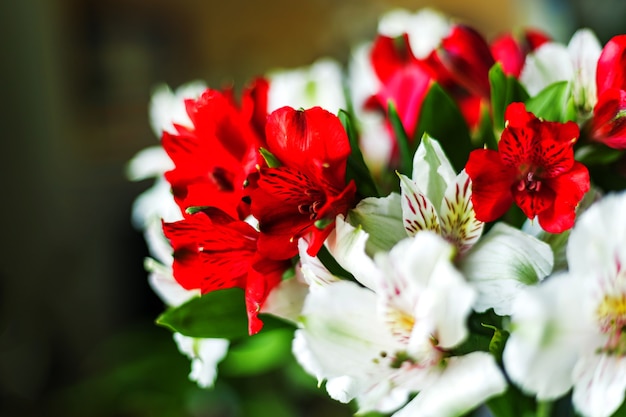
[536,400,553,417]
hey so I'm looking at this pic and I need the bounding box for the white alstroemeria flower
[504,191,626,417]
[294,232,507,416]
[378,8,451,59]
[149,81,206,137]
[459,223,553,316]
[173,333,229,389]
[399,134,484,255]
[520,28,602,112]
[267,59,346,114]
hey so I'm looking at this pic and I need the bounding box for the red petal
[437,25,495,99]
[465,149,516,222]
[245,257,286,335]
[491,34,525,77]
[265,106,351,183]
[591,88,626,149]
[512,184,555,220]
[530,121,578,177]
[163,212,258,292]
[370,34,417,83]
[538,162,590,233]
[597,35,626,96]
[374,65,433,138]
[491,29,550,77]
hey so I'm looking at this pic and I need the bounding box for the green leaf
[219,328,294,376]
[481,323,510,363]
[525,81,576,123]
[489,63,530,132]
[156,288,289,339]
[259,147,281,168]
[414,83,473,171]
[575,144,624,166]
[387,101,413,176]
[338,109,380,198]
[486,386,537,417]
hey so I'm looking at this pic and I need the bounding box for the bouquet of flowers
[128,8,626,417]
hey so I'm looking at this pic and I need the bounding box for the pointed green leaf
[156,288,289,339]
[338,109,380,197]
[525,81,576,123]
[259,147,281,168]
[414,83,473,171]
[387,101,413,176]
[489,63,530,132]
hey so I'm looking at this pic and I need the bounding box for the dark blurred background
[1,0,625,416]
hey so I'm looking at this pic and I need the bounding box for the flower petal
[503,273,595,400]
[596,34,626,96]
[460,222,553,315]
[572,354,626,417]
[465,149,516,222]
[438,170,484,254]
[412,134,456,205]
[568,28,602,110]
[392,352,506,417]
[346,193,407,254]
[398,173,441,237]
[520,42,573,96]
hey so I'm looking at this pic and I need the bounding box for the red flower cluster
[161,83,356,334]
[466,102,590,233]
[591,35,626,149]
[366,24,548,142]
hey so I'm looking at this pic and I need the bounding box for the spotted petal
[438,170,483,254]
[399,173,441,237]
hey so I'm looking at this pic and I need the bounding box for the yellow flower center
[597,294,626,354]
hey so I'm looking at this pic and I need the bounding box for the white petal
[520,43,574,96]
[260,276,309,325]
[438,170,483,254]
[503,273,595,400]
[412,134,456,209]
[567,192,626,287]
[378,9,451,59]
[145,258,199,306]
[398,173,441,237]
[173,333,229,388]
[325,215,379,290]
[573,354,626,417]
[346,193,407,254]
[149,81,206,137]
[392,352,506,417]
[568,28,602,111]
[126,146,174,181]
[377,233,474,350]
[297,238,341,288]
[267,58,346,113]
[295,281,402,383]
[460,222,553,315]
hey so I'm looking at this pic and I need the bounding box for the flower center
[597,293,626,354]
[387,308,416,342]
[516,171,542,193]
[297,189,326,220]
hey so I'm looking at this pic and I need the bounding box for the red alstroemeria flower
[427,25,495,100]
[162,79,268,219]
[163,208,287,335]
[251,106,357,260]
[465,102,590,233]
[591,35,626,149]
[490,29,550,77]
